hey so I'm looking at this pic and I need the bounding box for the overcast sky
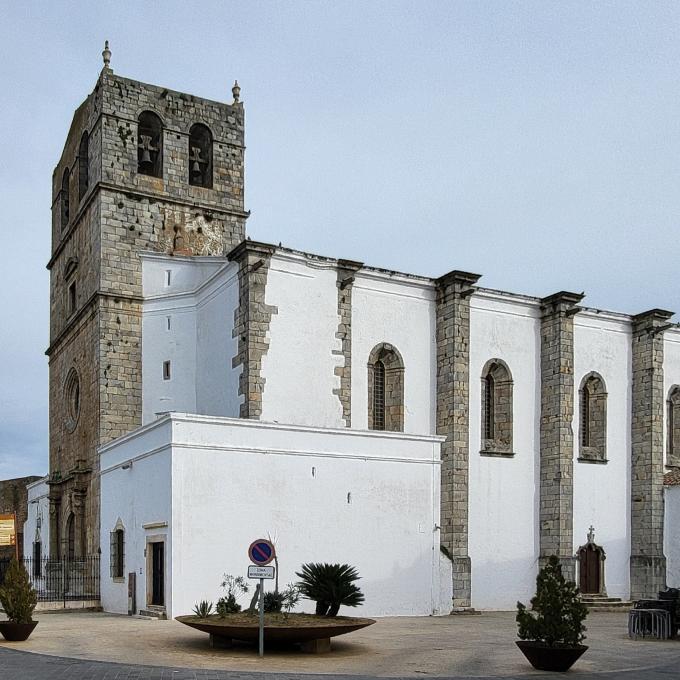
[1,1,679,479]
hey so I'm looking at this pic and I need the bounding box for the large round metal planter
[176,614,375,644]
[516,641,588,672]
[0,621,38,642]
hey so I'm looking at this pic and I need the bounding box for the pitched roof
[664,468,680,486]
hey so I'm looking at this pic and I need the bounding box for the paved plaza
[0,610,678,679]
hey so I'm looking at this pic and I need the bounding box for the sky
[1,1,679,479]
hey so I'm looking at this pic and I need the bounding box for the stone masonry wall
[333,260,363,426]
[630,308,673,599]
[539,291,583,582]
[435,270,481,609]
[229,242,277,419]
[47,65,247,558]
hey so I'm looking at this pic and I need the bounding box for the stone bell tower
[46,43,247,557]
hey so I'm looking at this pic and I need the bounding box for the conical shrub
[0,558,37,624]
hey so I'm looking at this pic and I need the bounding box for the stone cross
[588,525,595,544]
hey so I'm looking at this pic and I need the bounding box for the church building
[27,44,680,618]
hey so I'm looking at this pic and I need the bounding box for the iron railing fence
[0,556,100,603]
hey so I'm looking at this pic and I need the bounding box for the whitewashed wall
[141,254,239,424]
[468,291,541,610]
[351,271,436,434]
[664,485,680,588]
[573,312,631,599]
[195,266,240,417]
[100,417,174,615]
[23,477,49,559]
[260,253,345,427]
[100,414,445,618]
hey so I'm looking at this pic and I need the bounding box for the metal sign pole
[258,577,265,657]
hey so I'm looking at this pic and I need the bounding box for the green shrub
[516,555,588,647]
[216,574,249,617]
[295,563,364,616]
[192,600,213,618]
[281,583,301,615]
[0,558,37,624]
[264,591,284,613]
[216,594,241,616]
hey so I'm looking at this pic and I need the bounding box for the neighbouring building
[0,476,41,560]
[44,44,679,618]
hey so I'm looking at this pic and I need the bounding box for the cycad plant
[516,555,588,647]
[295,563,364,616]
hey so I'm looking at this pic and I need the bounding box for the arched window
[60,168,70,230]
[579,373,607,462]
[188,123,213,188]
[481,359,513,455]
[110,521,125,579]
[368,343,404,432]
[667,386,680,468]
[137,111,163,178]
[78,131,89,200]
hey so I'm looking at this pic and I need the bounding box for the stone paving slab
[0,611,678,679]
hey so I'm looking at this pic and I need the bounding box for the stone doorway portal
[577,526,606,595]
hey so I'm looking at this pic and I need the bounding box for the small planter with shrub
[0,557,39,642]
[516,555,588,672]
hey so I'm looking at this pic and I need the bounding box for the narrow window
[60,168,70,230]
[373,360,386,431]
[188,123,213,188]
[68,281,76,315]
[480,360,513,455]
[484,373,495,440]
[137,111,163,178]
[368,343,405,432]
[166,316,171,331]
[578,373,607,462]
[110,528,125,579]
[78,131,89,200]
[163,360,171,381]
[667,386,680,467]
[581,387,590,447]
[165,270,171,286]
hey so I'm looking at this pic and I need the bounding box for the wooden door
[579,545,600,594]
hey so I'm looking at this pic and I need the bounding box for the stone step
[138,607,167,620]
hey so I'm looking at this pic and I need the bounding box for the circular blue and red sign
[248,539,275,566]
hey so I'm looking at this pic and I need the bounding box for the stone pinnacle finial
[102,40,111,69]
[232,80,241,104]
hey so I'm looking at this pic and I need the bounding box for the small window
[667,386,680,467]
[163,360,171,381]
[368,343,405,432]
[68,281,76,315]
[579,373,607,462]
[165,270,171,286]
[60,168,70,230]
[480,359,513,455]
[137,111,163,178]
[166,316,171,331]
[188,123,213,188]
[78,131,89,201]
[110,528,125,579]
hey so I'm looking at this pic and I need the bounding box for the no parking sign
[248,538,275,566]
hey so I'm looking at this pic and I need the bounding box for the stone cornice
[435,270,482,289]
[226,239,276,262]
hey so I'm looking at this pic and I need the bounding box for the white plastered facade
[95,248,678,616]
